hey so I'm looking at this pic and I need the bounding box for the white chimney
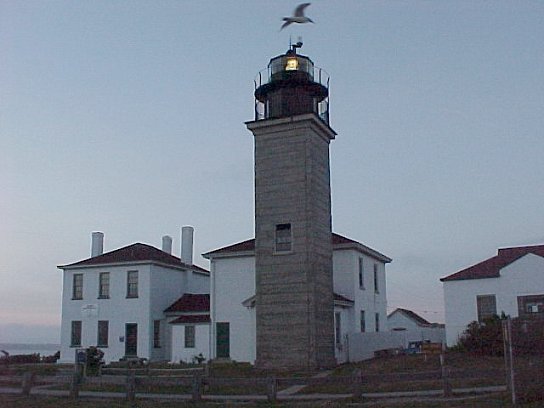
[162,235,173,254]
[181,226,194,265]
[91,232,104,257]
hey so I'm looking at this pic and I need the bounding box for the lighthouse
[246,43,337,369]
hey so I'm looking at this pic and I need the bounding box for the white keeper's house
[441,243,544,347]
[58,229,391,365]
[57,227,210,364]
[203,233,391,365]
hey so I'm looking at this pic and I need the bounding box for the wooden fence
[0,365,505,403]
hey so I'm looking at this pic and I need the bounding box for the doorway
[216,322,230,358]
[125,323,138,356]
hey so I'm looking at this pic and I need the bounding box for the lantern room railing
[253,64,330,125]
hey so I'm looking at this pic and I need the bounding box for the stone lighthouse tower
[246,43,336,369]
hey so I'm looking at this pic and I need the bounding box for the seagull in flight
[280,3,314,31]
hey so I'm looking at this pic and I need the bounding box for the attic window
[275,223,292,253]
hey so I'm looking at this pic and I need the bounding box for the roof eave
[165,310,209,316]
[334,300,354,308]
[204,245,392,263]
[203,250,255,260]
[333,243,392,263]
[59,260,209,275]
[440,274,500,282]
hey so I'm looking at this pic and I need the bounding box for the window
[153,320,161,348]
[98,272,110,298]
[72,274,83,299]
[97,320,108,347]
[275,223,292,252]
[126,271,138,298]
[71,321,82,346]
[517,294,544,317]
[358,258,364,289]
[334,312,341,346]
[373,264,379,294]
[375,313,380,332]
[185,325,195,348]
[476,294,497,322]
[360,310,366,332]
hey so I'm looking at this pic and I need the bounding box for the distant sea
[0,343,60,357]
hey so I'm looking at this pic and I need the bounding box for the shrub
[456,314,505,356]
[0,354,41,364]
[42,351,60,363]
[85,347,104,376]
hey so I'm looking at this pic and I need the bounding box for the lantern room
[253,43,330,124]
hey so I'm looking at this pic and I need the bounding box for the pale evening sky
[1,1,543,343]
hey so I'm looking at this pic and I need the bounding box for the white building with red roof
[441,244,544,346]
[387,308,445,345]
[164,293,210,364]
[57,228,210,364]
[203,233,392,364]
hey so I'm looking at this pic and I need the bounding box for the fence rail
[0,362,505,403]
[100,366,204,377]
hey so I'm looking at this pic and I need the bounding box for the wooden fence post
[502,319,511,392]
[192,374,202,401]
[440,354,452,397]
[21,372,34,396]
[267,376,277,402]
[203,363,211,392]
[352,369,363,401]
[69,372,80,399]
[506,317,517,406]
[126,370,136,404]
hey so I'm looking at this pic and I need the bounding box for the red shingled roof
[58,243,209,274]
[205,238,255,255]
[441,244,544,282]
[169,315,210,324]
[332,234,360,246]
[203,233,391,262]
[164,294,210,313]
[333,293,354,304]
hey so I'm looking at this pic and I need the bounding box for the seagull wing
[280,20,293,30]
[294,3,311,17]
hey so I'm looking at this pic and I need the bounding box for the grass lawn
[302,352,506,394]
[333,352,505,377]
[0,393,542,407]
[45,379,193,395]
[47,377,269,396]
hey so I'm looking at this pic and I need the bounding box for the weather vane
[280,3,314,31]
